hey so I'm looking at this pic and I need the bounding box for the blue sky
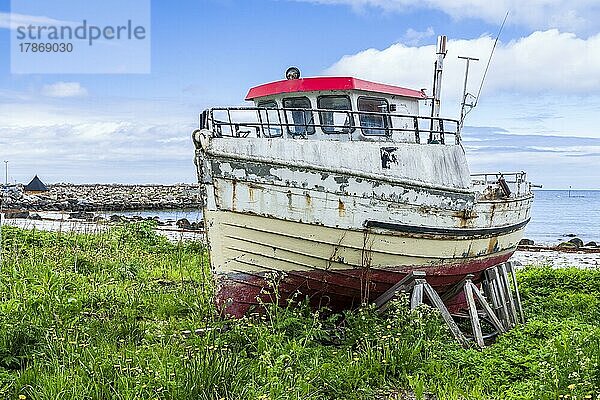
[1,0,599,188]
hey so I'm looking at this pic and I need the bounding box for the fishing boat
[192,36,533,317]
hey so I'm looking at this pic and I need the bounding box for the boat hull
[206,210,525,317]
[195,137,533,317]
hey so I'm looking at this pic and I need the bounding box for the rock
[5,183,202,212]
[585,241,598,247]
[557,242,578,249]
[519,238,534,246]
[69,211,94,220]
[568,238,584,247]
[176,218,192,229]
[4,211,29,219]
[564,233,577,237]
[109,214,125,223]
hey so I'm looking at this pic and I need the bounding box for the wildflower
[19,395,27,400]
[568,384,576,390]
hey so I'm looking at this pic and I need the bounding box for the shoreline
[2,212,599,268]
[1,211,205,243]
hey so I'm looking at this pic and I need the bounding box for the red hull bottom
[215,252,514,318]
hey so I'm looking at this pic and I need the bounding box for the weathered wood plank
[469,281,506,334]
[499,263,518,327]
[506,261,525,323]
[374,270,425,309]
[489,266,510,329]
[464,279,484,348]
[410,282,425,310]
[440,273,474,302]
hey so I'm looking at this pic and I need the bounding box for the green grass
[0,223,599,399]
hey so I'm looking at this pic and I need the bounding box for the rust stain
[248,186,254,202]
[338,199,346,217]
[454,209,477,228]
[487,236,498,254]
[231,180,237,211]
[305,192,312,206]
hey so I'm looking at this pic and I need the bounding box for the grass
[0,222,599,399]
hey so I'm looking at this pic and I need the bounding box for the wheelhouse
[200,75,461,145]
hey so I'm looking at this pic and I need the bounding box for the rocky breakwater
[519,236,600,252]
[2,183,202,212]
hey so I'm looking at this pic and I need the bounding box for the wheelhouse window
[283,97,315,135]
[317,95,353,133]
[358,97,389,136]
[257,100,282,137]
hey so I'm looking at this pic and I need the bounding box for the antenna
[455,11,509,132]
[429,35,447,143]
[474,11,509,108]
[458,56,479,130]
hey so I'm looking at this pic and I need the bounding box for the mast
[429,35,447,143]
[458,56,479,134]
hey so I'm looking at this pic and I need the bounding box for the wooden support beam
[440,273,474,302]
[375,263,525,349]
[499,263,518,328]
[464,278,484,348]
[410,281,425,310]
[489,266,510,329]
[506,261,525,323]
[469,281,506,334]
[375,270,425,312]
[483,269,500,312]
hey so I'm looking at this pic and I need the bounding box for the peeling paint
[338,199,346,218]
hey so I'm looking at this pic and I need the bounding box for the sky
[0,0,599,189]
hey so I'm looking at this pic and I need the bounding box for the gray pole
[429,35,447,143]
[458,56,479,132]
[3,161,7,187]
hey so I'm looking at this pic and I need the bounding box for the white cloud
[0,12,74,30]
[41,82,88,98]
[0,95,201,184]
[402,27,435,46]
[295,0,599,33]
[326,30,600,102]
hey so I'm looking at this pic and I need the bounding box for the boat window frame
[257,100,278,108]
[282,96,316,136]
[317,94,355,134]
[257,100,283,138]
[357,96,391,136]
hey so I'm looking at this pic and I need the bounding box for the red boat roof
[245,77,427,100]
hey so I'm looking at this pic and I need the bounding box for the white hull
[195,137,533,316]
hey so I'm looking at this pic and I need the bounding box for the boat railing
[471,172,532,198]
[199,107,461,145]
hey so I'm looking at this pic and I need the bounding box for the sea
[106,190,600,246]
[525,190,600,245]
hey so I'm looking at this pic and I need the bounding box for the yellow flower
[19,395,27,400]
[568,384,576,390]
